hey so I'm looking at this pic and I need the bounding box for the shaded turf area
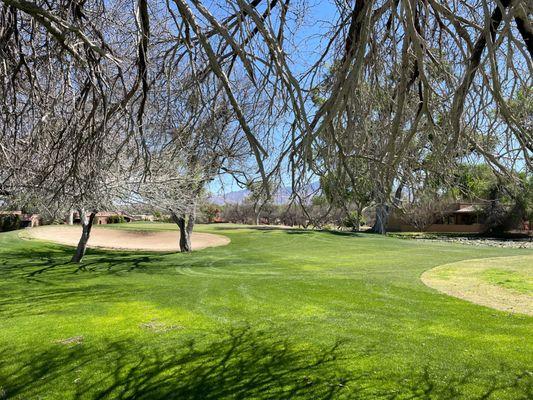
[0,223,532,399]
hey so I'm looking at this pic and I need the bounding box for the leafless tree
[1,0,151,261]
[400,193,448,232]
[156,1,530,233]
[2,0,531,242]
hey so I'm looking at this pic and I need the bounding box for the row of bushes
[211,202,356,229]
[106,215,126,224]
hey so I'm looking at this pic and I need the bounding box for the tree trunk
[393,183,404,207]
[254,201,265,225]
[71,210,96,263]
[67,210,74,225]
[353,206,363,232]
[171,212,192,252]
[185,207,196,250]
[372,204,390,234]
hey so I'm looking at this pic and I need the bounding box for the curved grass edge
[421,255,533,316]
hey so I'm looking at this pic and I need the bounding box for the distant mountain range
[209,182,320,205]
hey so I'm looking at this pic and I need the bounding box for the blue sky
[208,1,339,197]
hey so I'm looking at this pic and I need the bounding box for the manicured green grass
[426,255,533,292]
[421,255,532,316]
[0,223,532,399]
[483,268,533,294]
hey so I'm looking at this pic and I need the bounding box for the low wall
[426,223,485,233]
[393,223,485,233]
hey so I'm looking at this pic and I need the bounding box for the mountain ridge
[209,182,319,205]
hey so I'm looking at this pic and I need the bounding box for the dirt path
[421,255,533,316]
[21,225,230,252]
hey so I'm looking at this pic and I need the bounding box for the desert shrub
[322,223,337,231]
[401,194,448,232]
[0,214,21,232]
[200,204,220,223]
[107,215,125,224]
[484,197,528,234]
[342,211,363,231]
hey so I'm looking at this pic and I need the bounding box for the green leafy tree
[0,214,21,232]
[201,203,220,223]
[321,160,373,231]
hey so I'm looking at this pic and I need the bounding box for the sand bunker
[22,225,230,252]
[421,255,533,316]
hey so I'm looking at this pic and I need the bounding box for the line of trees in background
[1,1,531,262]
[398,164,532,234]
[205,162,532,235]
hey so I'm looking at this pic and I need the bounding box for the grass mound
[421,255,533,316]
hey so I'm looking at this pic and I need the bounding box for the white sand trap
[22,225,230,252]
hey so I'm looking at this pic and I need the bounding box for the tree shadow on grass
[380,364,532,400]
[301,229,364,238]
[0,326,353,400]
[0,246,167,280]
[0,248,173,318]
[0,281,138,319]
[1,325,531,400]
[72,255,156,274]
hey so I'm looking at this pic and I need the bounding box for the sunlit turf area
[0,223,532,399]
[422,255,533,317]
